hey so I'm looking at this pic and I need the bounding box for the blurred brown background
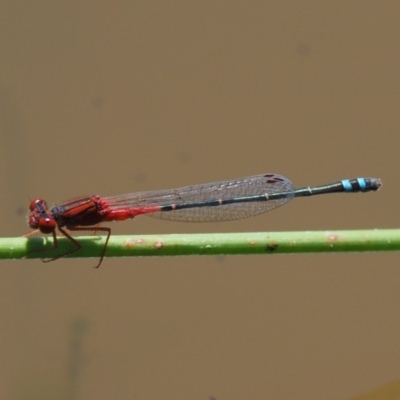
[0,2,398,399]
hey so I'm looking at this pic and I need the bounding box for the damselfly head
[27,198,57,233]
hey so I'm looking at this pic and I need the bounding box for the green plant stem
[0,229,399,262]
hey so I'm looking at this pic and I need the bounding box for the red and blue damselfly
[27,174,381,267]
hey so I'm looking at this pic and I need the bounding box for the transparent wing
[103,174,294,222]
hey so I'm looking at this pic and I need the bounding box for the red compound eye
[28,214,39,229]
[37,217,56,234]
[29,198,48,212]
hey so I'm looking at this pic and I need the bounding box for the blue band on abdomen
[357,178,367,191]
[342,179,353,191]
